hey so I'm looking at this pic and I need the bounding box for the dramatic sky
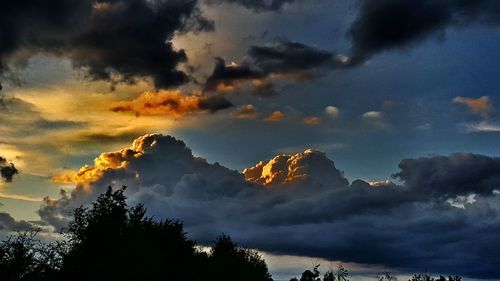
[1,0,500,280]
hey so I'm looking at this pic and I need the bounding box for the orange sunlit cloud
[453,96,492,118]
[265,111,283,122]
[110,90,230,117]
[230,104,259,119]
[303,116,321,125]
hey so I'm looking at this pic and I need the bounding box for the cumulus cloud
[0,0,213,90]
[110,90,232,117]
[349,0,500,63]
[40,134,500,278]
[393,153,500,198]
[0,157,19,183]
[243,149,348,188]
[204,41,349,96]
[453,96,492,118]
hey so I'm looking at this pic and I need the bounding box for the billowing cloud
[0,157,19,182]
[0,0,213,90]
[394,153,500,198]
[204,41,349,96]
[243,149,348,188]
[40,134,500,278]
[453,96,492,118]
[349,0,500,63]
[110,90,232,117]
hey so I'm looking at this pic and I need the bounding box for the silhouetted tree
[0,229,62,281]
[209,234,273,281]
[335,264,349,281]
[378,272,397,281]
[323,269,336,281]
[300,265,321,281]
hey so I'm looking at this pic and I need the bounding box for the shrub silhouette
[0,186,273,281]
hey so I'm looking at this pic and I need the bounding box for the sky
[1,0,500,280]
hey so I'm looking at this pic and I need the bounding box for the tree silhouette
[378,272,397,281]
[209,234,273,281]
[323,269,335,281]
[300,264,321,281]
[1,186,275,281]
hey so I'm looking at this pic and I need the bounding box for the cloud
[324,106,340,118]
[264,111,283,122]
[463,121,500,132]
[453,96,492,118]
[243,149,348,188]
[205,0,300,12]
[204,41,349,96]
[348,0,500,63]
[362,111,382,120]
[230,104,259,119]
[0,0,213,90]
[0,212,33,232]
[0,157,19,183]
[39,135,500,278]
[303,116,321,125]
[393,152,500,198]
[110,90,233,117]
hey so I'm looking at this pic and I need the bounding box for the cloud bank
[204,41,349,96]
[0,0,213,90]
[349,0,500,63]
[110,90,232,117]
[39,134,500,279]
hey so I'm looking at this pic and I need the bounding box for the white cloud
[463,121,500,133]
[324,106,340,118]
[362,111,382,120]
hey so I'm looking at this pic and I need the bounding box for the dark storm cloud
[0,157,19,183]
[205,0,299,12]
[204,41,348,95]
[198,95,234,112]
[39,134,500,278]
[0,212,33,232]
[394,153,500,198]
[0,0,213,90]
[349,0,500,63]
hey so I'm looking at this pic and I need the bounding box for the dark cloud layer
[0,157,18,183]
[349,0,500,62]
[394,153,500,198]
[205,41,348,95]
[0,0,213,90]
[40,134,500,279]
[0,212,32,232]
[205,0,299,12]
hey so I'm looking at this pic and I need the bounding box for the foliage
[0,186,273,281]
